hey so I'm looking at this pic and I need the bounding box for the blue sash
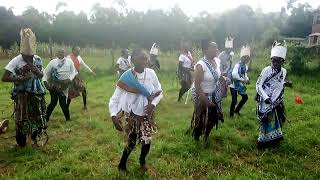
[119,69,151,97]
[51,59,66,81]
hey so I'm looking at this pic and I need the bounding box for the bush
[261,27,281,48]
[287,45,320,74]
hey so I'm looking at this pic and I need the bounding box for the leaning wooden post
[111,40,116,68]
[49,37,53,60]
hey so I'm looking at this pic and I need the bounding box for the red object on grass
[295,97,303,104]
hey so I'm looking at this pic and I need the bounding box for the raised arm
[79,56,94,74]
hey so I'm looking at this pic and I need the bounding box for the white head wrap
[240,46,251,58]
[150,43,159,55]
[20,28,36,55]
[271,41,287,60]
[225,37,233,48]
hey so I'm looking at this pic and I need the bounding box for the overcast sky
[0,0,319,16]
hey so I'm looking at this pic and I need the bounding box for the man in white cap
[149,43,160,70]
[1,28,47,147]
[229,46,250,117]
[255,41,292,148]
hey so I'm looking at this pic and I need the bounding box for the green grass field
[0,53,319,179]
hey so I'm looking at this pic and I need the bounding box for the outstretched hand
[285,80,293,88]
[25,64,41,77]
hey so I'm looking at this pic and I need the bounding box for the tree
[0,3,317,51]
[0,7,20,48]
[281,3,314,37]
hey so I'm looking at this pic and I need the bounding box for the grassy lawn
[0,53,319,179]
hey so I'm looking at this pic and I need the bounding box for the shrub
[287,45,320,74]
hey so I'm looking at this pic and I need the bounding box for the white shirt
[194,57,221,94]
[231,62,249,88]
[109,68,163,117]
[256,66,287,113]
[179,54,192,68]
[116,57,131,71]
[67,55,93,73]
[43,57,77,82]
[42,57,77,97]
[232,62,249,81]
[5,54,42,75]
[218,51,233,73]
[5,54,45,94]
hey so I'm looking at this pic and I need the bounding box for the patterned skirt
[191,93,223,141]
[14,92,47,136]
[49,80,70,92]
[125,112,156,145]
[256,102,286,147]
[179,70,192,88]
[68,74,86,99]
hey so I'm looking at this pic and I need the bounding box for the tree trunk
[49,37,53,60]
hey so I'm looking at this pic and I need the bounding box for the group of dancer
[108,37,291,171]
[1,28,291,172]
[1,29,95,146]
[177,37,291,148]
